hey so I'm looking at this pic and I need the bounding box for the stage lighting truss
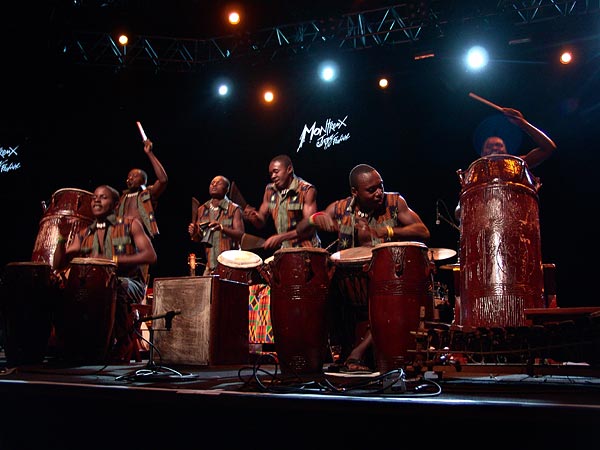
[57,1,600,72]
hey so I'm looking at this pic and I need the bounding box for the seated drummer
[53,184,157,363]
[297,164,430,372]
[188,175,245,275]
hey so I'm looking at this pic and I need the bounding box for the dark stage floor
[1,351,599,449]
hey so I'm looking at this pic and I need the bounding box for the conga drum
[0,261,56,366]
[214,250,264,285]
[31,188,94,268]
[269,247,331,374]
[56,257,118,363]
[457,155,545,328]
[368,242,431,372]
[330,246,372,308]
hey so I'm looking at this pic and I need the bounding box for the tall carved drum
[368,242,431,372]
[269,247,331,374]
[31,188,94,268]
[55,257,118,363]
[457,155,545,329]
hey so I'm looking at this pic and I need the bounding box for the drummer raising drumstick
[469,93,557,169]
[297,164,430,373]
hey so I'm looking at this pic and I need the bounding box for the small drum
[269,247,332,374]
[214,250,264,285]
[368,242,431,372]
[330,246,373,307]
[31,188,94,268]
[56,257,118,363]
[0,261,56,366]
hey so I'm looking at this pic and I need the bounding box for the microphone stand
[115,311,196,381]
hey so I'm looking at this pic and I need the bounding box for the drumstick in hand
[136,121,148,141]
[468,92,504,112]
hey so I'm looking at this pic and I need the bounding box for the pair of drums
[0,258,118,366]
[331,242,431,373]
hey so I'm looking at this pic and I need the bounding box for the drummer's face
[481,137,507,157]
[269,161,292,191]
[92,187,116,218]
[353,170,384,211]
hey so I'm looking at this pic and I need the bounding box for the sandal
[340,358,372,373]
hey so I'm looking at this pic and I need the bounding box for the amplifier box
[152,276,250,366]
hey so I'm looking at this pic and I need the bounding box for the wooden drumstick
[468,92,504,112]
[136,121,148,141]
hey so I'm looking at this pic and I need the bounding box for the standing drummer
[243,154,320,250]
[53,184,157,363]
[188,175,245,275]
[118,138,168,238]
[479,107,556,168]
[297,164,430,372]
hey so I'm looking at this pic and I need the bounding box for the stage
[1,352,599,449]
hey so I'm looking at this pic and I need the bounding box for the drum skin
[31,188,94,268]
[55,258,118,363]
[214,250,264,285]
[457,155,545,329]
[0,262,57,366]
[368,242,430,372]
[269,247,331,374]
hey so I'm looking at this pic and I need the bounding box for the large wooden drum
[31,188,94,268]
[269,247,331,374]
[55,257,118,363]
[368,242,431,372]
[457,155,545,328]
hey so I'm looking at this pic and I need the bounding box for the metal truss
[57,1,600,72]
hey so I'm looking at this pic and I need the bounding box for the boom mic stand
[115,310,197,381]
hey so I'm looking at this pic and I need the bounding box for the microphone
[435,201,440,225]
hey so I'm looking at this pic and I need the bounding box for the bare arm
[144,139,168,200]
[217,207,245,243]
[118,219,157,266]
[243,188,271,229]
[504,108,557,169]
[391,196,431,242]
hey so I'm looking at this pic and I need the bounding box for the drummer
[53,184,157,363]
[297,163,430,372]
[243,154,321,250]
[479,107,556,169]
[188,175,245,275]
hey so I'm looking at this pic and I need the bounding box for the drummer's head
[349,164,384,210]
[481,136,508,157]
[92,185,120,217]
[209,175,230,199]
[126,168,148,190]
[268,154,294,191]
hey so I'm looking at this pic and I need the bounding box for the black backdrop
[1,12,599,308]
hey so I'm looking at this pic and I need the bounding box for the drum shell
[368,242,430,372]
[31,188,94,267]
[269,248,331,374]
[0,262,57,366]
[331,254,371,308]
[55,258,118,363]
[458,155,545,328]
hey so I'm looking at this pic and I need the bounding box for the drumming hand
[263,234,284,250]
[208,221,223,232]
[312,213,338,233]
[188,222,196,236]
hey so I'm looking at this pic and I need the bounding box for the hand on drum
[354,218,387,245]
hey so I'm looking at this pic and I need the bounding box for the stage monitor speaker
[152,276,250,366]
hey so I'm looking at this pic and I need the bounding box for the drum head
[70,257,117,267]
[264,256,274,264]
[53,187,94,197]
[373,241,427,251]
[330,246,372,263]
[217,250,262,268]
[274,247,329,256]
[6,261,51,268]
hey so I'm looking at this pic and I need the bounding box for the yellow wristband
[112,255,119,263]
[386,225,394,239]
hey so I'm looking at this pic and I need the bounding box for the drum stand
[115,310,197,381]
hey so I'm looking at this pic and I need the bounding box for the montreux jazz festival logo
[0,145,21,174]
[296,115,350,152]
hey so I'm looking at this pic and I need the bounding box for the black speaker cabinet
[152,276,250,366]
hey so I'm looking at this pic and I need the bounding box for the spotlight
[318,61,339,83]
[228,11,240,25]
[559,51,572,65]
[378,78,389,89]
[465,46,489,71]
[118,34,128,46]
